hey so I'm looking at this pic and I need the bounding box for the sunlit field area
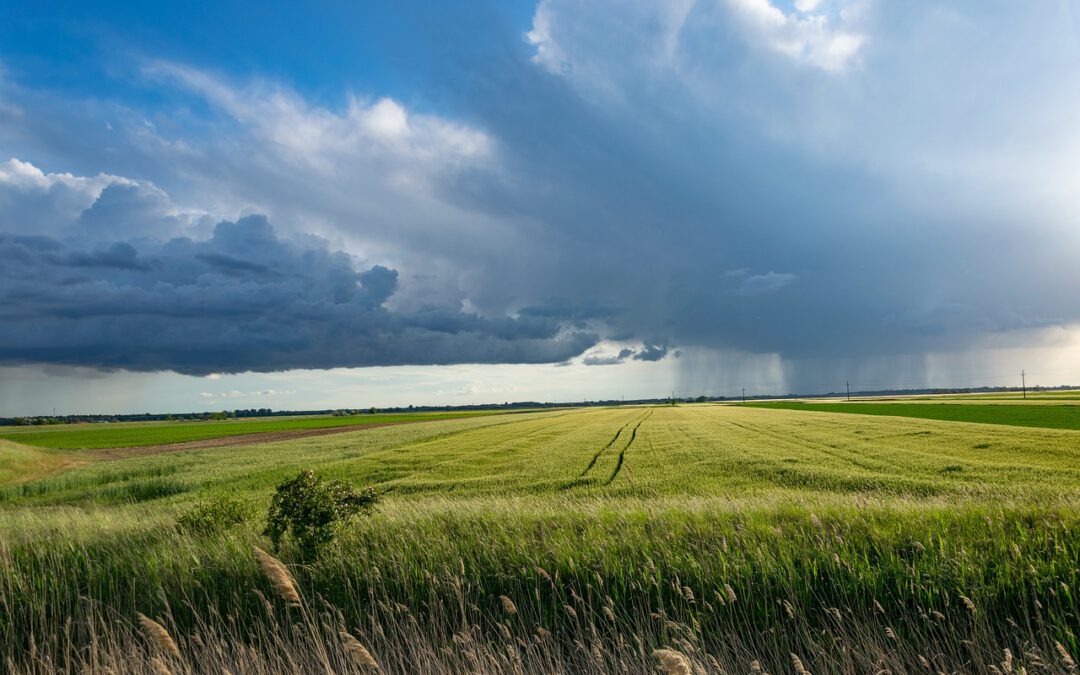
[2,401,1078,673]
[0,410,501,450]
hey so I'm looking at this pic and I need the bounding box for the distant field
[746,400,1080,429]
[2,404,1078,672]
[0,410,502,450]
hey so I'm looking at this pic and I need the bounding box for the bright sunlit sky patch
[3,1,1080,415]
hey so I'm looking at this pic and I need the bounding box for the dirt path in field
[86,420,429,460]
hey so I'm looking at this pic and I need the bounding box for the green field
[0,410,501,450]
[747,400,1080,430]
[2,404,1078,673]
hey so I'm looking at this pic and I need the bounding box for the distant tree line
[3,383,1076,425]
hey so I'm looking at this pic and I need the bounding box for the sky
[3,1,1080,415]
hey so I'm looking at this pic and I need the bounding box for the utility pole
[742,387,746,404]
[1022,370,1026,399]
[846,381,850,401]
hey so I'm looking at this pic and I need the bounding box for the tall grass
[2,497,1077,673]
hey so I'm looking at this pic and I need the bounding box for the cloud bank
[0,161,596,374]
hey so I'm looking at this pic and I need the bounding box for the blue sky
[3,1,1080,415]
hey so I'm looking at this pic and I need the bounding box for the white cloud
[525,0,866,82]
[199,389,295,399]
[724,0,865,71]
[0,157,209,240]
[525,1,567,74]
[145,62,490,174]
[0,158,131,235]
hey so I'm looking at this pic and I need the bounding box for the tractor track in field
[604,409,653,485]
[580,411,649,477]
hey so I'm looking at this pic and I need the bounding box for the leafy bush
[178,495,249,534]
[264,470,377,558]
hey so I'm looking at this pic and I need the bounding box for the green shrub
[263,470,377,558]
[177,495,248,534]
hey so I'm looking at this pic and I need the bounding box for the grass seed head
[1056,642,1077,671]
[960,595,977,614]
[653,648,693,675]
[499,595,517,615]
[253,546,301,607]
[340,631,379,669]
[791,653,811,675]
[136,613,180,659]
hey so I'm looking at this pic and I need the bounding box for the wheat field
[2,404,1078,673]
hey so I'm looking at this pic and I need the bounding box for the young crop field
[0,410,502,450]
[1,404,1078,673]
[745,400,1080,430]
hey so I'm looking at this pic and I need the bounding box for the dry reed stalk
[791,653,811,675]
[149,656,172,675]
[653,648,692,675]
[960,595,977,614]
[136,613,180,659]
[500,595,518,615]
[1056,642,1077,671]
[253,546,302,607]
[724,583,737,604]
[340,631,380,670]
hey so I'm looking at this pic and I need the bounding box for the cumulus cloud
[524,0,866,90]
[724,0,865,71]
[0,160,598,374]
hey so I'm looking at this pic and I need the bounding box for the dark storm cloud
[403,0,1080,384]
[0,214,598,374]
[583,345,668,366]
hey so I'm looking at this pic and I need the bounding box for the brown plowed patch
[87,420,422,460]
